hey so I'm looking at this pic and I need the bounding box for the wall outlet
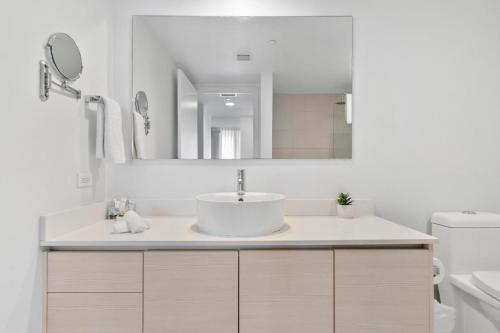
[77,172,93,188]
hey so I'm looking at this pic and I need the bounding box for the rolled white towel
[111,220,130,234]
[133,111,147,159]
[124,210,149,233]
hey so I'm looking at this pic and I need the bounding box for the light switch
[77,172,93,188]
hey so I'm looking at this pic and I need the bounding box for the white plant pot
[337,204,355,218]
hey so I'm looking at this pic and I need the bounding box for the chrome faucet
[237,169,245,196]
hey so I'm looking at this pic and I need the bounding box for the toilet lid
[472,271,500,301]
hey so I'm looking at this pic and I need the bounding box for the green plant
[337,192,353,206]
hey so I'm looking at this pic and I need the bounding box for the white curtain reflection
[211,127,241,159]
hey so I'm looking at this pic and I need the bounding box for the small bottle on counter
[107,197,136,219]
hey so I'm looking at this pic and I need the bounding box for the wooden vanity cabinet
[143,251,238,333]
[44,248,433,333]
[334,249,433,333]
[239,250,334,333]
[46,252,143,333]
[47,293,142,333]
[47,251,143,292]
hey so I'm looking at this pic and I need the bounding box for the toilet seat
[450,274,500,310]
[473,271,500,301]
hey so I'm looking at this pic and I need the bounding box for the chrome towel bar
[85,95,103,104]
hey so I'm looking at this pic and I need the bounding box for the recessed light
[225,102,235,107]
[267,39,277,44]
[225,98,231,101]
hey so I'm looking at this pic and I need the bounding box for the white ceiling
[137,16,352,93]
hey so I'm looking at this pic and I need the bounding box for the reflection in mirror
[132,16,352,159]
[47,33,83,81]
[135,91,148,116]
[134,91,151,136]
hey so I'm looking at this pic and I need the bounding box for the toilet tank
[431,212,500,305]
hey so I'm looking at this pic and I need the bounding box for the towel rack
[85,95,103,104]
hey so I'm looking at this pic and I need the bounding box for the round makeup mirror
[135,91,149,116]
[46,33,83,81]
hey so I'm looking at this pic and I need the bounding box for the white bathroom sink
[196,192,285,237]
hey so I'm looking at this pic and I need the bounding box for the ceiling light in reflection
[225,102,235,107]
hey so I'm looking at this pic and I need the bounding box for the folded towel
[124,210,150,234]
[104,97,126,163]
[96,97,126,163]
[110,220,130,234]
[96,105,105,159]
[133,111,146,159]
[108,211,151,235]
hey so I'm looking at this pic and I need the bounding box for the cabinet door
[335,249,432,333]
[144,251,238,333]
[239,250,334,333]
[47,293,142,333]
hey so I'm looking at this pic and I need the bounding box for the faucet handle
[237,169,245,196]
[237,169,245,178]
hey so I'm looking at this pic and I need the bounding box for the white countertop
[40,215,437,250]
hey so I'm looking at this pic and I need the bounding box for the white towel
[110,220,130,234]
[95,105,104,159]
[124,210,150,234]
[96,97,126,163]
[109,213,151,235]
[133,111,146,159]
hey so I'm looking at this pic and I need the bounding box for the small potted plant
[337,192,355,218]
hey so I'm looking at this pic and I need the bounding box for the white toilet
[432,212,500,333]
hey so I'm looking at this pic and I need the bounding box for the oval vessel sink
[196,192,285,237]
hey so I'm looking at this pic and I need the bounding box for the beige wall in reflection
[273,94,352,159]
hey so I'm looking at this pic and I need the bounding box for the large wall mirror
[132,16,353,160]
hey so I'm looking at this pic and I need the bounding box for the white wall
[133,18,177,158]
[203,107,212,159]
[0,1,111,332]
[108,0,500,233]
[240,116,254,159]
[177,69,199,159]
[260,71,274,158]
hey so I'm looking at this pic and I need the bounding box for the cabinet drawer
[48,252,143,292]
[47,293,142,333]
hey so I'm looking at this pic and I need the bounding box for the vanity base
[43,246,433,333]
